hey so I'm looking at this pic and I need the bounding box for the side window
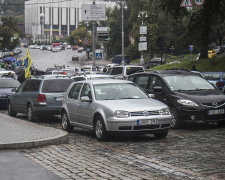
[212,73,220,80]
[127,76,134,82]
[149,76,164,90]
[136,76,149,89]
[17,81,26,93]
[80,84,92,99]
[111,67,123,75]
[23,80,41,92]
[203,73,211,80]
[68,83,82,100]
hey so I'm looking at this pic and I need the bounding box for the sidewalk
[0,113,68,150]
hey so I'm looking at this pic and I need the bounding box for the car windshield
[0,79,20,88]
[164,75,215,91]
[94,83,149,100]
[42,79,73,93]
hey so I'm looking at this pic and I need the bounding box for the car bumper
[33,104,61,115]
[105,116,172,132]
[178,107,225,123]
[0,98,8,107]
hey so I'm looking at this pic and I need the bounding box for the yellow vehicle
[208,50,217,59]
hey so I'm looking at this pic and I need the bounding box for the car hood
[0,88,14,95]
[97,98,168,111]
[174,89,225,104]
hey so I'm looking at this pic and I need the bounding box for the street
[0,110,224,180]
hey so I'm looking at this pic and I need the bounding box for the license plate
[55,97,64,102]
[137,119,158,125]
[208,109,225,115]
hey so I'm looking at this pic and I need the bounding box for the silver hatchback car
[61,79,172,140]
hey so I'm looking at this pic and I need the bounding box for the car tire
[170,107,184,128]
[94,115,107,141]
[27,104,36,122]
[154,129,169,138]
[61,111,73,132]
[8,102,17,117]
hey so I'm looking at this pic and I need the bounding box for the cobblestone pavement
[1,110,225,180]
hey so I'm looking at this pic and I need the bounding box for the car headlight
[114,110,130,118]
[159,108,171,115]
[177,99,198,107]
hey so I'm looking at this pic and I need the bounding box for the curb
[0,114,69,150]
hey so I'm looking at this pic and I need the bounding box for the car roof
[77,79,132,85]
[131,70,198,77]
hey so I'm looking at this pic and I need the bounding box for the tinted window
[136,76,149,89]
[0,79,20,88]
[212,73,220,80]
[127,76,134,81]
[42,79,73,93]
[149,76,164,90]
[126,67,143,75]
[23,80,41,92]
[111,67,123,75]
[73,77,86,81]
[68,83,82,99]
[80,84,92,99]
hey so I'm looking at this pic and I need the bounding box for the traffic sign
[96,52,103,59]
[139,42,147,51]
[194,0,205,6]
[189,45,194,51]
[180,0,193,7]
[81,4,106,21]
[140,36,147,42]
[140,26,147,35]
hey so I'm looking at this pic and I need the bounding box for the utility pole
[92,0,96,66]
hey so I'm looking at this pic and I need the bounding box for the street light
[117,1,128,65]
[138,11,148,65]
[40,13,45,43]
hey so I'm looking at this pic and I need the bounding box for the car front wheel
[61,111,73,132]
[94,115,107,141]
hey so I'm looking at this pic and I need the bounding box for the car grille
[201,102,225,108]
[130,111,160,117]
[133,125,160,130]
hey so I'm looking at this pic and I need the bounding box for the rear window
[212,73,220,80]
[0,79,20,88]
[126,67,143,75]
[42,79,73,93]
[111,67,123,75]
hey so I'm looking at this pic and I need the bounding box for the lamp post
[138,11,148,65]
[117,1,128,65]
[40,13,45,43]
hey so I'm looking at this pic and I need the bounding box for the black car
[0,77,20,108]
[128,70,225,128]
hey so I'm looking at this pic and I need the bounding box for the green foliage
[68,26,91,46]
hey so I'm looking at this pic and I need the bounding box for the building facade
[25,0,115,42]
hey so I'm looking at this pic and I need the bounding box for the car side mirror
[153,86,163,92]
[148,94,155,98]
[80,96,92,102]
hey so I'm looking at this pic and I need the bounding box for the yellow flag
[24,49,32,79]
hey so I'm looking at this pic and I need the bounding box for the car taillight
[216,82,224,87]
[64,72,67,75]
[37,94,46,103]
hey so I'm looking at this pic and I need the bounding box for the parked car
[60,79,172,140]
[106,65,144,79]
[71,74,114,81]
[208,50,217,58]
[202,72,225,90]
[128,70,225,128]
[72,55,79,61]
[8,77,74,121]
[146,58,165,69]
[112,55,130,64]
[0,77,20,108]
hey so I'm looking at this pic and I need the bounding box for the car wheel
[94,115,107,141]
[154,129,169,138]
[61,111,73,132]
[8,102,17,117]
[170,108,184,128]
[27,104,35,122]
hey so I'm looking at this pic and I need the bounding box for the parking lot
[0,110,224,180]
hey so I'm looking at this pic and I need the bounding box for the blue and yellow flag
[24,49,32,79]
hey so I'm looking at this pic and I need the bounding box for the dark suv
[128,70,225,128]
[8,77,74,121]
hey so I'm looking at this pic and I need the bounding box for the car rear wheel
[27,104,36,122]
[61,111,73,132]
[154,129,169,138]
[217,121,225,127]
[8,102,17,117]
[94,115,107,141]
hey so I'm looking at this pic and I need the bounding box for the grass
[151,56,225,72]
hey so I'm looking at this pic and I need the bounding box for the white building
[25,0,115,42]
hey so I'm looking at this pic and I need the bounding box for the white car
[67,45,72,49]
